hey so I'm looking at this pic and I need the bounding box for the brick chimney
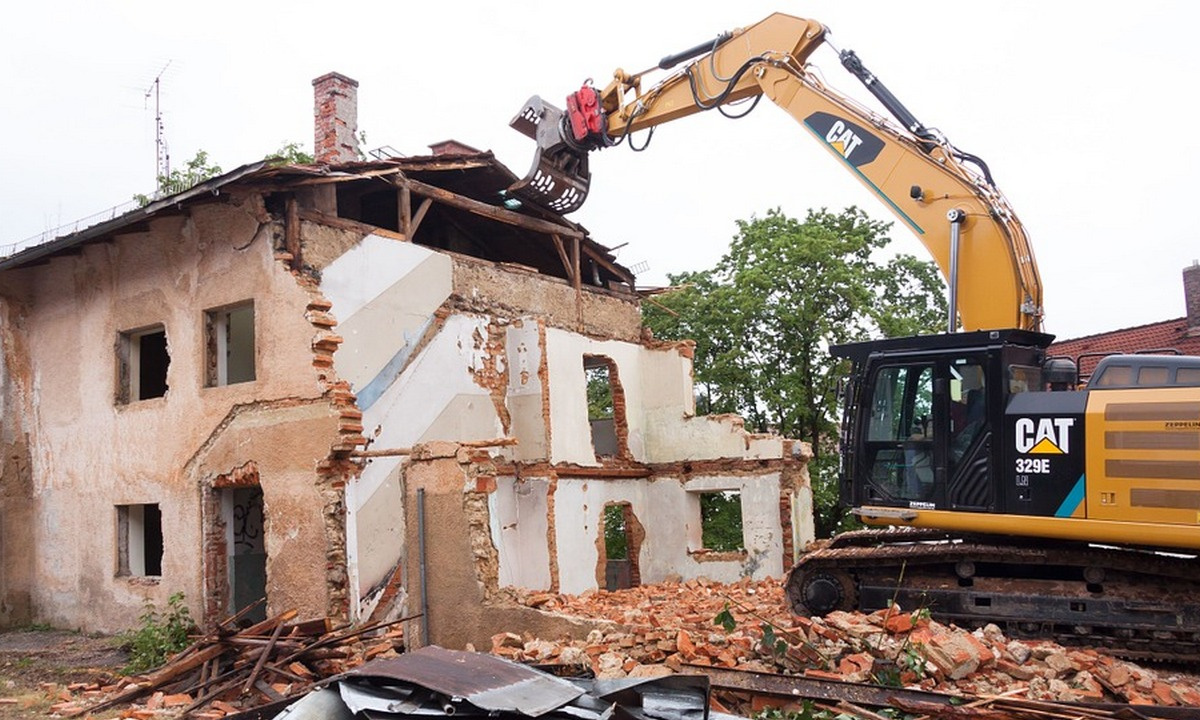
[313,72,360,164]
[1186,261,1200,336]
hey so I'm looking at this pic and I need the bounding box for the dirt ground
[0,629,127,719]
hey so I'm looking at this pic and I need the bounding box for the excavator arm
[508,13,1043,333]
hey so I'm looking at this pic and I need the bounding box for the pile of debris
[281,645,712,720]
[50,609,406,718]
[501,578,1200,708]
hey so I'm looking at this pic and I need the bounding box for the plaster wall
[542,329,785,465]
[0,200,336,631]
[404,447,615,651]
[505,320,548,463]
[490,476,552,590]
[318,234,452,406]
[542,473,785,595]
[0,296,34,626]
[321,237,515,617]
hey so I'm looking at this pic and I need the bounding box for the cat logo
[825,120,864,160]
[803,112,884,167]
[1015,417,1075,454]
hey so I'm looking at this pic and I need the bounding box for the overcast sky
[2,1,1197,340]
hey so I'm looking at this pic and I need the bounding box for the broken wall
[402,443,619,650]
[312,226,652,620]
[0,200,343,631]
[405,441,810,650]
[307,219,812,622]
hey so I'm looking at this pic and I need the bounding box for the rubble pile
[46,609,405,718]
[501,577,1200,708]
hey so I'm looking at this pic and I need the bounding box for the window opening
[206,302,256,387]
[119,326,169,403]
[584,356,620,457]
[1094,364,1133,388]
[117,503,163,577]
[699,491,744,552]
[602,503,641,590]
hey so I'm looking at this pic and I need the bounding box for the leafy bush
[119,592,195,673]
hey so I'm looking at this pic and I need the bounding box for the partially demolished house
[0,73,811,647]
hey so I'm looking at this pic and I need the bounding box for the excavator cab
[833,330,1053,517]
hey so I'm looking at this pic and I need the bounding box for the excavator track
[786,528,1200,663]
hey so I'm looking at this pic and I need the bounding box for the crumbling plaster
[319,230,663,621]
[0,199,344,631]
[0,298,34,626]
[493,472,789,596]
[542,328,785,466]
[403,444,617,651]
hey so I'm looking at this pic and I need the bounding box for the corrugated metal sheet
[275,646,712,720]
[343,646,585,717]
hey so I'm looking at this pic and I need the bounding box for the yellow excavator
[508,13,1200,659]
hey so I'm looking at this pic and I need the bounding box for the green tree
[134,150,223,205]
[643,207,946,535]
[265,141,315,165]
[700,491,744,552]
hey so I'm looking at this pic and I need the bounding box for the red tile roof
[1049,317,1200,378]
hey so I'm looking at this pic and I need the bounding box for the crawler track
[786,527,1200,662]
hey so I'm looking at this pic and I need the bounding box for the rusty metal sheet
[343,645,584,717]
[678,664,953,710]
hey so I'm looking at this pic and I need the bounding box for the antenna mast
[145,62,172,187]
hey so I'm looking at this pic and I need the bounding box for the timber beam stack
[61,608,406,718]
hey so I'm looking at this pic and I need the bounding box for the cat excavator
[508,13,1200,660]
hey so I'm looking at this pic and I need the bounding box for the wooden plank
[349,437,516,458]
[410,198,433,240]
[399,177,584,239]
[551,234,574,281]
[241,618,286,695]
[218,599,266,633]
[572,237,583,325]
[237,609,298,638]
[296,209,406,240]
[400,179,412,240]
[68,643,228,717]
[254,679,285,703]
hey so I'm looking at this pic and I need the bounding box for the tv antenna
[145,62,172,185]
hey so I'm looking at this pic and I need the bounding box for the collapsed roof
[0,153,635,293]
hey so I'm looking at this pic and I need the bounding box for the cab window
[864,364,934,503]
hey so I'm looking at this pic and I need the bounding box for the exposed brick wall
[312,72,360,164]
[1185,262,1200,336]
[274,234,366,622]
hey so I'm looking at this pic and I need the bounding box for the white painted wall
[541,328,786,465]
[322,237,508,619]
[320,235,453,403]
[544,473,786,595]
[490,476,552,590]
[505,320,548,462]
[322,239,803,618]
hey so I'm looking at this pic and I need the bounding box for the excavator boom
[508,12,1042,332]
